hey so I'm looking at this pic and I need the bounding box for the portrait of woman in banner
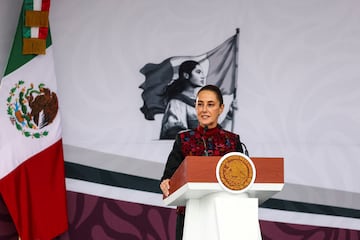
[159,60,205,139]
[159,60,236,139]
[138,31,239,140]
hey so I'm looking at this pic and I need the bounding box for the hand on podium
[160,179,170,197]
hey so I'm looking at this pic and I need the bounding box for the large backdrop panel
[0,0,359,239]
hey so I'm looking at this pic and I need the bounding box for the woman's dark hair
[166,60,199,98]
[197,84,223,105]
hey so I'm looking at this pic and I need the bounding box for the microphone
[241,141,249,157]
[202,125,208,156]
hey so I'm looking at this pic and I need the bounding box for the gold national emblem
[218,154,254,191]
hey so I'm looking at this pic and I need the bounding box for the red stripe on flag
[40,0,50,39]
[38,27,48,39]
[41,0,51,11]
[0,140,68,240]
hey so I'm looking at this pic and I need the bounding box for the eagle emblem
[6,80,59,138]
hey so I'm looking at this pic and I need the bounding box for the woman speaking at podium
[160,84,244,240]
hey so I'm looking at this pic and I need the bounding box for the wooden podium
[163,154,284,240]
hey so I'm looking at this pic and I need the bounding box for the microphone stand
[202,125,208,156]
[241,141,249,157]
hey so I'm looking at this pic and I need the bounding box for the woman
[159,84,244,240]
[160,60,205,139]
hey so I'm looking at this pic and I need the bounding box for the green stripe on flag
[24,0,34,10]
[23,0,33,38]
[4,2,52,77]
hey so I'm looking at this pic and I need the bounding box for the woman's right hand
[160,179,170,197]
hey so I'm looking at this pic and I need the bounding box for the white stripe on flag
[33,0,42,10]
[31,0,43,38]
[31,27,40,38]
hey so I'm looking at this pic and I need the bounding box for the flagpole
[231,28,240,132]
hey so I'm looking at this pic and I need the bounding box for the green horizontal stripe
[65,161,162,194]
[65,161,360,219]
[261,198,360,219]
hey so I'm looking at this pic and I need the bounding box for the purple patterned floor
[0,191,359,240]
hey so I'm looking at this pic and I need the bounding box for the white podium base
[183,192,262,240]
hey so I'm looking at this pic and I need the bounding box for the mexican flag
[0,1,68,240]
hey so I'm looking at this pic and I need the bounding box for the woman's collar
[197,124,221,135]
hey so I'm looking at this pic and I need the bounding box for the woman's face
[195,89,224,129]
[189,64,205,87]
